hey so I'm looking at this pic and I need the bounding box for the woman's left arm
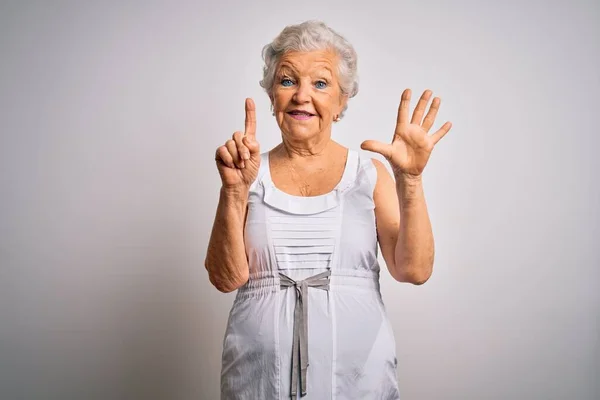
[372,160,434,284]
[362,88,452,285]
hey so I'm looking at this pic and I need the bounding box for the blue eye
[281,78,294,87]
[315,80,327,89]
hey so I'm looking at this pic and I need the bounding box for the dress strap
[335,149,359,193]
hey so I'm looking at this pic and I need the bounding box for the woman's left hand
[361,88,452,179]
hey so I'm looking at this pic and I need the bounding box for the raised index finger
[244,98,256,137]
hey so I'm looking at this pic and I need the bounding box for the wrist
[394,173,423,207]
[221,185,250,200]
[394,172,423,186]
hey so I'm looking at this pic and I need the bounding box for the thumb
[243,135,261,159]
[361,140,392,159]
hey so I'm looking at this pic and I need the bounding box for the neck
[278,136,335,162]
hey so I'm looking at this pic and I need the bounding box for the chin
[284,126,320,138]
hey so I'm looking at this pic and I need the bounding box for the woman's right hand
[215,98,261,190]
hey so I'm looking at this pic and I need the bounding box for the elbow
[391,262,433,285]
[217,276,248,293]
[410,273,431,285]
[205,260,249,293]
[210,273,249,293]
[214,282,242,293]
[209,275,234,293]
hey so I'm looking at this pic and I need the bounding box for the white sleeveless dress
[221,149,401,399]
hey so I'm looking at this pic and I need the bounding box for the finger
[215,146,235,169]
[422,97,441,132]
[430,121,452,145]
[244,98,257,138]
[360,140,393,160]
[233,131,249,161]
[395,88,412,135]
[225,139,244,168]
[411,89,432,126]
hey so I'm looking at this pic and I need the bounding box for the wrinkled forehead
[277,50,339,77]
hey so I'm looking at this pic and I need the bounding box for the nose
[292,80,311,104]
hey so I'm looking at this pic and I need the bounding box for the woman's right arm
[205,98,260,293]
[205,187,250,293]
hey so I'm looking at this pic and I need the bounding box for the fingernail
[243,152,250,160]
[240,161,245,168]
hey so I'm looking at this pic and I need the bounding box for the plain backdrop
[1,1,598,399]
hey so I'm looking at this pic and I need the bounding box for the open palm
[361,89,452,177]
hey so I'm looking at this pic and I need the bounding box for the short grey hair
[259,20,359,119]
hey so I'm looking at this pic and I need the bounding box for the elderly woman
[205,20,451,399]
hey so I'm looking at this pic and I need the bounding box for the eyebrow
[277,64,297,75]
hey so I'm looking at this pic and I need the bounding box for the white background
[1,0,598,399]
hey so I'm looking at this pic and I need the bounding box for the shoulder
[370,158,388,176]
[361,156,394,186]
[367,157,396,208]
[356,153,387,176]
[351,152,395,203]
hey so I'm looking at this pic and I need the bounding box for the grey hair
[259,20,359,119]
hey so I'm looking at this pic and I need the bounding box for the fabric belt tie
[279,270,331,398]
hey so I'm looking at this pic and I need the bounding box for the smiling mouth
[287,111,315,116]
[287,111,315,120]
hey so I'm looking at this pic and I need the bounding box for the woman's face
[271,50,348,142]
